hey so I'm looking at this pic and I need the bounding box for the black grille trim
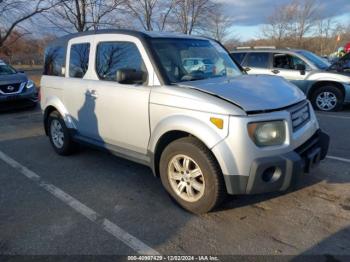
[0,83,21,94]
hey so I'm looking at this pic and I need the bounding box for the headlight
[26,80,35,89]
[247,121,286,147]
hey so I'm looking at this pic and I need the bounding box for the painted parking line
[327,155,350,164]
[0,150,160,256]
[316,113,350,120]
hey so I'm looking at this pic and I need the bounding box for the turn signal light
[210,117,224,129]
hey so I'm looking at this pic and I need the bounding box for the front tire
[311,85,344,112]
[48,111,78,155]
[159,137,226,214]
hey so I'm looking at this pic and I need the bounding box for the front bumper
[0,86,38,101]
[0,88,38,110]
[223,130,329,195]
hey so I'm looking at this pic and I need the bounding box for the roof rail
[234,46,252,50]
[232,46,277,50]
[253,46,276,49]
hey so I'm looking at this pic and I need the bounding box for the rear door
[63,36,99,139]
[242,52,271,75]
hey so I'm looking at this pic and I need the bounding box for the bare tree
[316,17,339,55]
[172,0,213,35]
[262,3,295,46]
[46,0,125,33]
[205,3,233,43]
[125,0,157,31]
[262,0,319,47]
[290,0,318,46]
[124,0,176,31]
[0,0,58,49]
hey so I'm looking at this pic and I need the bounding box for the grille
[290,102,310,132]
[0,83,21,94]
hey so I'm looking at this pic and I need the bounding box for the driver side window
[95,41,147,82]
[273,53,309,70]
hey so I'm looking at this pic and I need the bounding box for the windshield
[151,38,242,83]
[0,62,17,75]
[296,50,330,70]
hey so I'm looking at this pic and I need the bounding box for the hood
[178,75,305,112]
[0,72,27,86]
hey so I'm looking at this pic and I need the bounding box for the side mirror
[296,64,306,75]
[116,68,147,84]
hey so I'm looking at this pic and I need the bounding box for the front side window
[151,38,241,83]
[245,52,269,68]
[69,43,90,78]
[273,53,309,70]
[44,45,66,76]
[96,42,146,82]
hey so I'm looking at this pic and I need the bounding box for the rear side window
[245,52,269,68]
[44,45,66,76]
[96,42,145,81]
[231,52,247,64]
[69,43,90,78]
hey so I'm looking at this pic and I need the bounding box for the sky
[217,0,350,41]
[27,0,350,41]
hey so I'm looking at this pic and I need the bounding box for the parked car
[41,30,329,214]
[0,60,38,110]
[231,48,350,111]
[328,52,350,75]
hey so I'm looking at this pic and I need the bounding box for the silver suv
[231,48,350,111]
[41,30,329,213]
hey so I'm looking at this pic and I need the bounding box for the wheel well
[152,131,223,178]
[153,131,190,176]
[43,106,58,135]
[308,81,345,99]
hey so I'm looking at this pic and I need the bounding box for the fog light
[261,167,281,183]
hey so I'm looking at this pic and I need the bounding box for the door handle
[244,67,251,72]
[272,69,280,74]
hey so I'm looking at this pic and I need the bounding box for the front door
[90,40,151,155]
[270,53,311,90]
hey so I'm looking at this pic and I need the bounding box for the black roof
[49,29,207,47]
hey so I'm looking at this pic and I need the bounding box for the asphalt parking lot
[0,105,350,260]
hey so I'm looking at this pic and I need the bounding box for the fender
[305,73,349,96]
[148,114,229,154]
[43,95,77,130]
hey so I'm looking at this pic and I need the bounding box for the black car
[328,52,350,75]
[0,60,38,110]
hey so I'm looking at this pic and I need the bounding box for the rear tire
[47,111,78,155]
[159,137,226,214]
[310,85,344,112]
